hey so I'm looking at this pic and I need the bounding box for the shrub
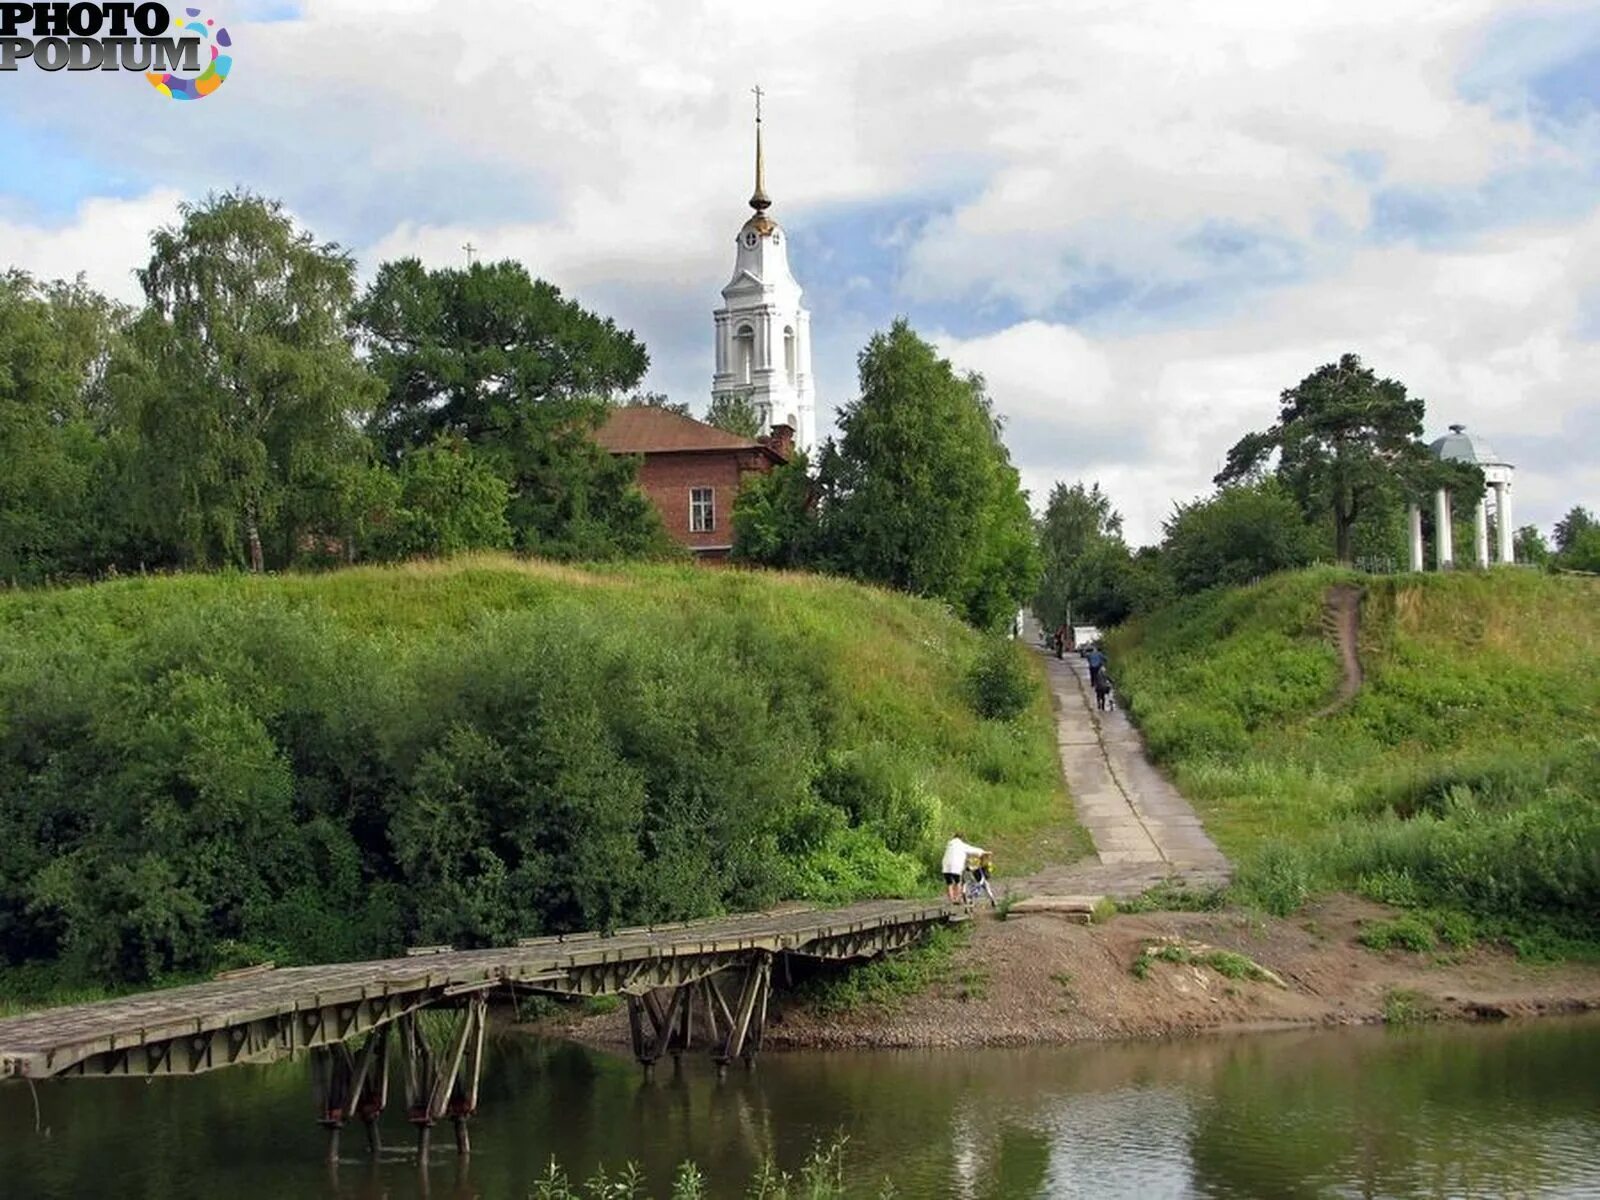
[795,925,964,1013]
[1235,840,1314,916]
[1382,987,1433,1025]
[1358,914,1436,953]
[814,745,940,856]
[965,636,1035,721]
[0,558,1070,993]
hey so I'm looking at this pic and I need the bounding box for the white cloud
[0,191,183,304]
[943,209,1600,543]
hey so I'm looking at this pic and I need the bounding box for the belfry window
[784,326,796,387]
[734,325,754,385]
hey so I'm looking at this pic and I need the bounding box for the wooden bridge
[0,899,961,1161]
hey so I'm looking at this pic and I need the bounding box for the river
[3,1016,1598,1198]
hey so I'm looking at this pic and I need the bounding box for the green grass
[1131,941,1279,984]
[1357,913,1438,953]
[1108,569,1600,953]
[1381,987,1435,1026]
[1112,879,1228,914]
[0,556,1080,995]
[793,924,967,1014]
[532,1134,881,1199]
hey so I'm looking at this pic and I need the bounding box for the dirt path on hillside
[1317,583,1365,717]
[538,896,1600,1050]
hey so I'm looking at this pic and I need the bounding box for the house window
[690,487,715,533]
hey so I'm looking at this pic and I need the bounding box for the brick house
[596,406,793,559]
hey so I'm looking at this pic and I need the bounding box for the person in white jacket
[941,833,986,903]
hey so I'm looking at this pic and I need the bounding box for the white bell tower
[711,88,817,456]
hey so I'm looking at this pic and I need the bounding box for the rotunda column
[1496,483,1515,564]
[1435,489,1454,570]
[1407,504,1424,573]
[1474,497,1490,569]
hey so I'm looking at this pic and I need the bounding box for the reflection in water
[2,1017,1597,1198]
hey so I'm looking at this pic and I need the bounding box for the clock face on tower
[743,232,758,248]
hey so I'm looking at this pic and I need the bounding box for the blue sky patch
[0,113,150,221]
[1370,160,1600,246]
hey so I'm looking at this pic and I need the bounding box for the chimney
[764,423,795,460]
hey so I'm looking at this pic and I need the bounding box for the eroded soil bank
[529,895,1600,1050]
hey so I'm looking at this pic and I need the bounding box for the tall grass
[530,1135,882,1199]
[1109,570,1600,951]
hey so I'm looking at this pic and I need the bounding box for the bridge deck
[0,899,960,1080]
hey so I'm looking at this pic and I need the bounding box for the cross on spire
[749,84,771,213]
[463,242,478,267]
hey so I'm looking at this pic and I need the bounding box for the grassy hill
[1108,568,1599,954]
[0,556,1075,997]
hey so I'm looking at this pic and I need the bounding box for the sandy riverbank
[525,894,1600,1051]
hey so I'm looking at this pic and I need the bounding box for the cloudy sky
[3,0,1597,542]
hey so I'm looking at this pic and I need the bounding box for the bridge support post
[700,957,771,1072]
[446,993,488,1156]
[311,1044,355,1163]
[355,1026,390,1156]
[398,1011,435,1165]
[395,993,488,1164]
[627,982,692,1072]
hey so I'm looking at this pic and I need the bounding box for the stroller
[963,852,998,908]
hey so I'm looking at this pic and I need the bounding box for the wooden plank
[0,898,961,1077]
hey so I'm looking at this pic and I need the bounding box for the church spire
[750,84,771,212]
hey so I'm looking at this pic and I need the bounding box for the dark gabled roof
[596,406,786,463]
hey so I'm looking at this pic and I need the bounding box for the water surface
[3,1016,1597,1198]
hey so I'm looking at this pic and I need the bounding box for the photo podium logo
[0,3,233,99]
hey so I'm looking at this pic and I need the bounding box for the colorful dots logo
[147,7,233,100]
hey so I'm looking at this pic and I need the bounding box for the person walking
[1053,623,1071,660]
[1086,646,1107,689]
[941,832,986,904]
[1094,669,1114,712]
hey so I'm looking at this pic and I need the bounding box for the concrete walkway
[1017,639,1230,902]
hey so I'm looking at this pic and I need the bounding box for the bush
[814,745,941,856]
[1358,914,1436,953]
[0,558,1070,993]
[965,637,1035,721]
[1235,840,1314,916]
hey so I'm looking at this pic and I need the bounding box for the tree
[365,438,512,560]
[630,390,690,416]
[1162,479,1323,594]
[1514,525,1550,567]
[705,392,763,438]
[0,272,145,583]
[132,192,378,571]
[1558,526,1600,573]
[1554,507,1595,555]
[817,321,1037,628]
[1032,481,1123,630]
[1217,353,1479,565]
[732,452,816,567]
[356,259,666,558]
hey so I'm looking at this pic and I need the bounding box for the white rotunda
[710,97,817,455]
[1407,425,1517,571]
